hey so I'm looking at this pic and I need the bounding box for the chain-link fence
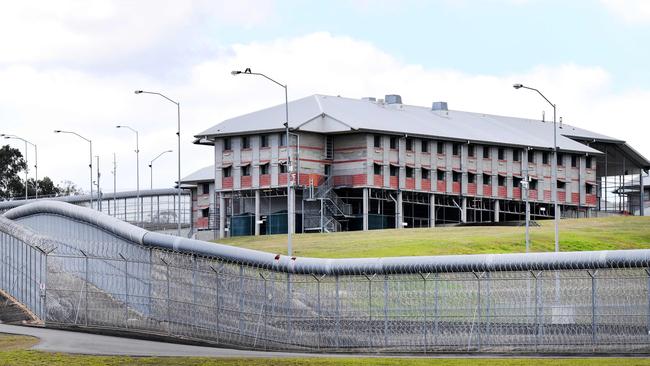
[2,203,650,353]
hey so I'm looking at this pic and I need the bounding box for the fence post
[311,274,323,351]
[335,274,340,349]
[119,253,128,328]
[419,272,430,353]
[645,269,650,335]
[588,269,597,350]
[161,257,171,336]
[210,264,221,343]
[364,274,375,348]
[240,264,245,337]
[383,274,389,348]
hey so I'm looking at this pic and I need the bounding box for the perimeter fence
[2,201,650,353]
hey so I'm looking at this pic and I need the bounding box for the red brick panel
[558,191,566,202]
[468,183,477,196]
[544,190,551,201]
[260,174,271,187]
[483,185,492,196]
[586,194,597,206]
[405,178,415,190]
[513,187,521,200]
[333,175,365,186]
[436,180,445,192]
[352,174,367,186]
[529,190,538,200]
[452,182,460,194]
[421,179,431,191]
[498,187,506,198]
[390,176,399,189]
[279,174,288,186]
[571,193,579,203]
[196,217,209,229]
[223,177,233,189]
[374,175,383,187]
[241,176,252,188]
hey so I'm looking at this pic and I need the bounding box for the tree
[0,145,27,199]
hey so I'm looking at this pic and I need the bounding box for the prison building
[184,94,650,238]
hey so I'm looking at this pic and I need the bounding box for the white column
[362,188,369,231]
[461,197,467,223]
[429,194,436,228]
[396,190,403,229]
[255,190,260,236]
[494,200,500,223]
[218,194,226,239]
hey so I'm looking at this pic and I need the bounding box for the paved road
[0,324,311,357]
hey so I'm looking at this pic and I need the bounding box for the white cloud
[601,0,650,24]
[1,30,648,195]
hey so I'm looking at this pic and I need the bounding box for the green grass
[216,216,650,258]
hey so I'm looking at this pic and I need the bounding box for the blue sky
[0,0,648,192]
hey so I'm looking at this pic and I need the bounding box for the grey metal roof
[195,94,626,154]
[181,165,214,184]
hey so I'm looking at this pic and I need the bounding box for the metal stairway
[304,176,352,233]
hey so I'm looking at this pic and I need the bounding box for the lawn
[2,333,650,366]
[216,216,650,258]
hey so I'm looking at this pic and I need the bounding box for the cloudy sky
[1,0,649,193]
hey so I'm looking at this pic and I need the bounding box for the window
[498,148,505,160]
[223,166,232,178]
[437,142,444,154]
[406,166,414,178]
[260,135,269,148]
[529,179,538,190]
[223,137,231,151]
[452,171,460,182]
[242,165,250,176]
[324,164,331,176]
[483,174,491,185]
[452,143,460,156]
[498,175,506,186]
[468,145,475,158]
[557,153,563,166]
[201,208,209,218]
[542,152,549,165]
[483,146,490,159]
[373,163,382,175]
[201,182,209,194]
[468,172,476,184]
[280,163,288,174]
[557,180,566,190]
[513,176,522,188]
[390,165,399,177]
[571,155,578,168]
[280,133,287,146]
[586,156,592,169]
[437,170,446,181]
[528,150,535,163]
[422,168,430,180]
[421,140,428,153]
[260,164,269,175]
[325,136,333,159]
[513,149,521,162]
[374,135,381,148]
[586,184,595,195]
[242,136,250,149]
[389,137,397,149]
[406,138,413,151]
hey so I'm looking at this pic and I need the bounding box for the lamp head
[3,136,9,139]
[54,130,61,133]
[513,83,524,89]
[231,70,242,75]
[116,125,122,128]
[0,134,6,137]
[134,90,143,94]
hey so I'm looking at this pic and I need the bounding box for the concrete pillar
[461,197,467,223]
[288,187,295,234]
[429,194,436,227]
[396,190,403,229]
[640,169,645,217]
[494,200,500,223]
[218,193,226,239]
[362,188,369,231]
[254,190,261,236]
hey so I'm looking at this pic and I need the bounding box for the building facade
[184,94,649,238]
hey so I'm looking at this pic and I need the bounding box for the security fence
[2,201,650,353]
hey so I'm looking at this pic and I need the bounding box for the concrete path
[0,324,309,357]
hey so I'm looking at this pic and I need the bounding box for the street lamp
[135,90,182,236]
[116,125,141,223]
[54,130,94,209]
[2,134,37,199]
[231,68,293,256]
[513,83,559,253]
[149,149,173,222]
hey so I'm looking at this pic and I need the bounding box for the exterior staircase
[304,176,352,233]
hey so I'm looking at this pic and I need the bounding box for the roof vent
[385,94,402,105]
[361,97,376,102]
[432,101,448,111]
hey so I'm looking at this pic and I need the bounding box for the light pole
[2,134,37,199]
[116,125,141,223]
[135,90,182,236]
[149,149,173,222]
[54,130,94,209]
[231,68,293,256]
[513,83,559,253]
